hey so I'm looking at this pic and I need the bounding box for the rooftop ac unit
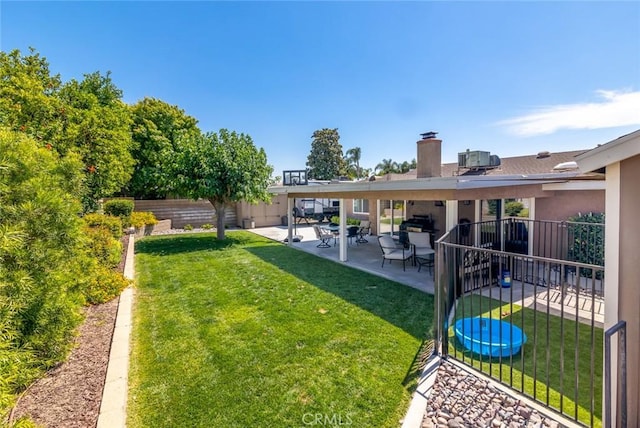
[458,150,491,168]
[458,153,468,167]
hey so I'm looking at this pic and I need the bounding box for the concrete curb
[97,235,135,428]
[401,355,441,428]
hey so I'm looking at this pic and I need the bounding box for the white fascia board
[576,129,640,172]
[281,177,459,196]
[456,179,564,190]
[542,181,606,191]
[456,171,581,181]
[271,175,570,195]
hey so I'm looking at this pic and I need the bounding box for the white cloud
[498,90,640,137]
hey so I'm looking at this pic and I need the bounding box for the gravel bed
[422,360,565,428]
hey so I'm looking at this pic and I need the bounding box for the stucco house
[268,130,636,426]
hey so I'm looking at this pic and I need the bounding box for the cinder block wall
[134,199,237,229]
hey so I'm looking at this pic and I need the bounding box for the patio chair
[356,220,371,243]
[409,231,435,273]
[346,226,360,245]
[378,235,412,271]
[313,225,333,248]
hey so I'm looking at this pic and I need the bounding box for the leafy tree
[398,158,417,173]
[345,147,363,180]
[58,72,134,211]
[128,97,200,199]
[306,128,345,180]
[0,48,65,148]
[172,129,273,240]
[0,49,134,212]
[375,158,399,175]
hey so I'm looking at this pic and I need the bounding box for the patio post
[286,197,293,245]
[339,198,347,261]
[445,200,459,232]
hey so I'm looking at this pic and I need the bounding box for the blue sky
[2,1,639,178]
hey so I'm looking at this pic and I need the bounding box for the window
[353,199,369,214]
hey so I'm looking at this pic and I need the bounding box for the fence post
[605,320,627,428]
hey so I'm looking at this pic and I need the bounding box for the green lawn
[450,294,602,427]
[128,232,434,428]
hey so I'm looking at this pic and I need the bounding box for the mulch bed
[9,234,130,427]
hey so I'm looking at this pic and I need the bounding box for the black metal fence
[435,218,605,427]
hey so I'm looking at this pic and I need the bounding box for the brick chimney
[416,131,442,178]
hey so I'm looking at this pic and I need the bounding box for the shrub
[0,129,87,417]
[518,208,530,218]
[83,225,122,267]
[505,201,524,217]
[202,224,213,230]
[329,216,360,226]
[83,265,130,305]
[83,213,123,239]
[103,199,134,227]
[130,211,158,229]
[568,212,605,276]
[184,224,193,231]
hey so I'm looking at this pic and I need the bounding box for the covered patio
[249,224,435,293]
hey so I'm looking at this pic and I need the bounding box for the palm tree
[345,147,362,180]
[375,158,398,175]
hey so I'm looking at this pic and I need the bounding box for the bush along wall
[103,199,134,228]
[568,212,605,278]
[0,129,129,418]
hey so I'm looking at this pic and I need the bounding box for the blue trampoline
[454,317,527,358]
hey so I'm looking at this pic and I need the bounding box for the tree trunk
[211,200,226,240]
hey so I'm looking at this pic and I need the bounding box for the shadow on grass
[245,243,434,341]
[135,233,433,340]
[135,233,253,255]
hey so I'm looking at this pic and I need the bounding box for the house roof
[576,129,640,172]
[270,148,603,201]
[270,171,586,201]
[390,149,589,180]
[442,149,588,177]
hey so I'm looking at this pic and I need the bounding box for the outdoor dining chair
[346,226,360,245]
[356,220,371,243]
[313,225,334,248]
[408,231,435,272]
[378,235,412,271]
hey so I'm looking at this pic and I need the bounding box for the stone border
[401,354,441,427]
[96,235,135,428]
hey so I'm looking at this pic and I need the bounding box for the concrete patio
[248,224,435,294]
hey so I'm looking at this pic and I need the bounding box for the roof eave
[576,129,640,171]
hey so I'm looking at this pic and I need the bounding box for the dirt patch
[9,234,130,427]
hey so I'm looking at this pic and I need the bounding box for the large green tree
[0,48,65,149]
[345,146,363,180]
[172,129,273,240]
[0,49,134,212]
[398,158,417,173]
[375,158,399,175]
[58,72,134,211]
[128,97,200,199]
[306,128,345,180]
